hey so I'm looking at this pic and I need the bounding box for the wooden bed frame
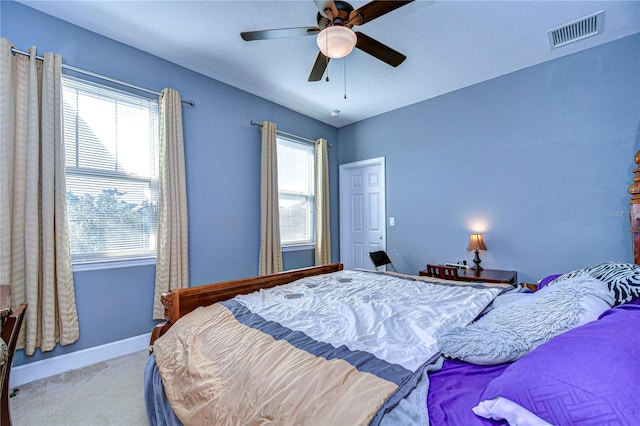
[628,150,640,265]
[149,262,343,349]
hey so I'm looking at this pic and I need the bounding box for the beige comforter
[154,303,400,425]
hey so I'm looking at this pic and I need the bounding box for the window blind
[277,137,315,246]
[62,76,159,263]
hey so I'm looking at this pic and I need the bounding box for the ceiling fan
[241,0,414,82]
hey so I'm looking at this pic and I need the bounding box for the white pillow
[473,397,552,426]
[437,275,614,365]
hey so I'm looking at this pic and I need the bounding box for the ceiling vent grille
[547,10,604,50]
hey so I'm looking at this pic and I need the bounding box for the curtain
[0,37,79,355]
[258,121,283,275]
[314,138,331,265]
[153,89,189,319]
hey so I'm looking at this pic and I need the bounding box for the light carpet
[10,350,149,426]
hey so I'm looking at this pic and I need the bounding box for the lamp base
[471,250,483,270]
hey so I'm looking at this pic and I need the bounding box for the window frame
[61,75,160,269]
[276,135,316,250]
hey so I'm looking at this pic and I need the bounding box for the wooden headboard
[629,150,640,265]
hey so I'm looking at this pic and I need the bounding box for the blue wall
[338,33,640,283]
[1,1,340,365]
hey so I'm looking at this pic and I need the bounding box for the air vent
[547,10,604,50]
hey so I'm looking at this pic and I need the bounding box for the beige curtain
[258,121,283,275]
[153,88,189,319]
[0,38,79,355]
[314,138,331,265]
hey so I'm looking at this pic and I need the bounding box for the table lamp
[467,233,487,270]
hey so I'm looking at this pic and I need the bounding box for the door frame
[339,156,386,269]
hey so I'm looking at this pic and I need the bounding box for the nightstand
[521,282,539,292]
[457,268,517,285]
[419,267,517,285]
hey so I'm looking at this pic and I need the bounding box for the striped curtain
[0,37,79,354]
[314,138,331,265]
[153,88,189,319]
[258,121,283,275]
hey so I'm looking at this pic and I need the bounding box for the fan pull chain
[343,57,347,99]
[325,34,330,82]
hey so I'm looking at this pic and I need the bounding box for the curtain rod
[10,47,195,106]
[250,121,332,147]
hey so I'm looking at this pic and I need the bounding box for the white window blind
[277,137,315,246]
[62,76,159,264]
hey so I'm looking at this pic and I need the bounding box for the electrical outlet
[389,217,395,226]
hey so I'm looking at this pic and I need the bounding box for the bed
[144,152,640,425]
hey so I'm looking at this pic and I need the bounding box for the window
[62,77,159,264]
[277,137,315,247]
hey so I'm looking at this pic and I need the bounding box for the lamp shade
[316,26,357,59]
[467,233,487,251]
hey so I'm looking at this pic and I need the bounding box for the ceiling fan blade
[308,52,330,82]
[349,0,414,26]
[314,0,339,19]
[241,27,320,41]
[355,32,406,67]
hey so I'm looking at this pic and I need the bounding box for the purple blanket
[428,360,508,425]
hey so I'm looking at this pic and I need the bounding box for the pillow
[549,261,640,305]
[537,274,560,290]
[476,304,640,425]
[437,275,613,365]
[485,291,531,309]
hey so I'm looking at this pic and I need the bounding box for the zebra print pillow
[550,262,640,305]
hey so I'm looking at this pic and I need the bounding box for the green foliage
[66,188,152,254]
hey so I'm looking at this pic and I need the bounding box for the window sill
[282,244,315,252]
[72,257,156,272]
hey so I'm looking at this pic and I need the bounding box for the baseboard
[10,332,151,387]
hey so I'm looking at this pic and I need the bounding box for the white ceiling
[20,0,640,127]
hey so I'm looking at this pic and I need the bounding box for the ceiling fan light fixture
[316,26,357,59]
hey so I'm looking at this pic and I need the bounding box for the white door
[339,157,386,270]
